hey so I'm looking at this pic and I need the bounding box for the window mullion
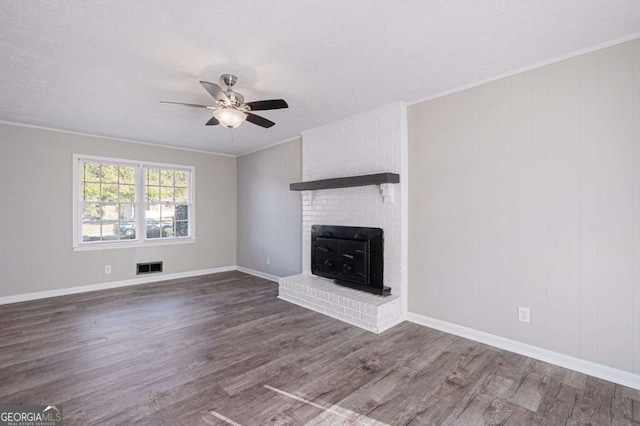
[138,163,144,242]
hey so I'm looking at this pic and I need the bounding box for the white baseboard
[236,266,280,283]
[407,312,640,391]
[0,266,236,305]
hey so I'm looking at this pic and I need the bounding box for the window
[74,155,194,249]
[144,167,190,239]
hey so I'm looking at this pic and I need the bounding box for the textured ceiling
[1,1,639,156]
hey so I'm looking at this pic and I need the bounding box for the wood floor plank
[1,270,639,425]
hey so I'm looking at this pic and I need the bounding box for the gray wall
[237,138,302,277]
[0,123,237,297]
[408,39,640,374]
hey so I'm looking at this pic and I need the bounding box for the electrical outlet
[518,306,530,323]
[266,256,271,265]
[105,265,112,274]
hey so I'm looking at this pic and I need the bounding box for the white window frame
[72,154,196,251]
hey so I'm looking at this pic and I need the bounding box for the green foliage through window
[77,158,192,244]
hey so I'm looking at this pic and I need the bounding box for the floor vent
[137,261,163,275]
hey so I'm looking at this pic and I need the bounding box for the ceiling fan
[160,74,288,129]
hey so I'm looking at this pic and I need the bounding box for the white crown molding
[236,266,280,283]
[408,32,640,106]
[0,120,236,157]
[0,266,236,305]
[237,135,302,157]
[407,312,640,391]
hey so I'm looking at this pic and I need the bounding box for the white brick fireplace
[279,102,408,333]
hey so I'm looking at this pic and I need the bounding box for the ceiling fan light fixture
[161,74,287,130]
[213,107,247,128]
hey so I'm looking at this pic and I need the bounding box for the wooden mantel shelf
[289,172,400,191]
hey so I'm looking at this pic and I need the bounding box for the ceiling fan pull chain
[228,128,234,144]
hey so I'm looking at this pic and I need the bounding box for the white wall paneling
[408,39,640,376]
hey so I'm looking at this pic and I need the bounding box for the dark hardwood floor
[1,271,639,425]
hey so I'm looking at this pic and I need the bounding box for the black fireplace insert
[311,225,389,296]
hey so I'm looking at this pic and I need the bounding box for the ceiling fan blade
[160,101,211,109]
[200,81,228,103]
[205,116,219,126]
[246,99,289,111]
[246,113,276,128]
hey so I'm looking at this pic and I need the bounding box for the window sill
[72,238,196,251]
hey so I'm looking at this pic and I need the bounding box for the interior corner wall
[408,38,640,375]
[0,123,237,298]
[236,138,302,278]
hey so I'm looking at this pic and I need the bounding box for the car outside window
[74,155,194,249]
